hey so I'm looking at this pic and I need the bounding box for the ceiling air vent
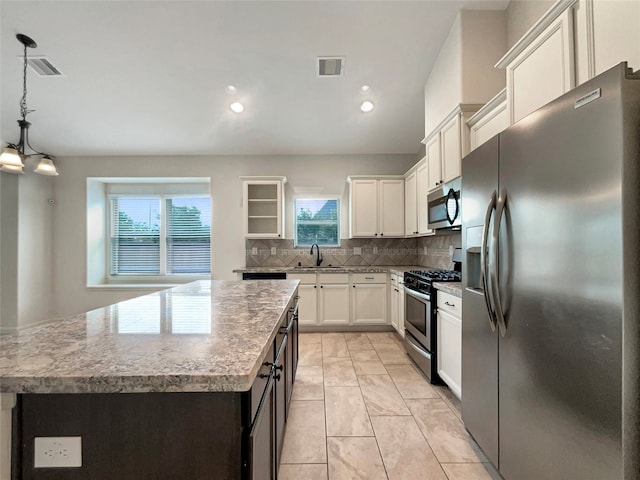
[25,56,62,76]
[317,56,345,77]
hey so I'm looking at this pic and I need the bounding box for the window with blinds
[110,196,211,276]
[294,198,340,247]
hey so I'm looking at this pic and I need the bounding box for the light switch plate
[34,437,82,468]
[423,246,428,255]
[251,247,258,255]
[271,247,277,255]
[372,246,378,255]
[353,247,362,255]
[449,245,454,255]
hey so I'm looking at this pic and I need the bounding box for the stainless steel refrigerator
[461,63,640,480]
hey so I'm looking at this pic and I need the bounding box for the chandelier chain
[19,43,34,120]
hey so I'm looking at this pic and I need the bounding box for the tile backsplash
[246,232,461,269]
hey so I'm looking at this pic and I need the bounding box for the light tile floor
[279,332,502,480]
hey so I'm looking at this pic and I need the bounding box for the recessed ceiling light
[360,100,374,113]
[360,85,370,94]
[226,85,237,94]
[230,102,244,113]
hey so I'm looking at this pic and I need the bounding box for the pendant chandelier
[0,34,58,176]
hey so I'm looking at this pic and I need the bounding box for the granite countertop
[0,280,298,394]
[234,265,422,275]
[433,282,462,298]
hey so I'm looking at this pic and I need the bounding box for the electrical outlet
[271,247,277,255]
[34,437,82,468]
[353,247,362,255]
[372,246,378,255]
[423,246,428,255]
[251,247,258,255]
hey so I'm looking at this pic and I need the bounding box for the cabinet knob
[380,233,384,236]
[375,233,378,236]
[314,285,317,289]
[320,285,323,288]
[274,373,281,381]
[352,285,356,288]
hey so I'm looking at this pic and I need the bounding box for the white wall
[0,171,54,333]
[17,172,55,329]
[52,154,415,318]
[424,10,507,137]
[424,14,463,137]
[460,10,507,105]
[505,0,555,49]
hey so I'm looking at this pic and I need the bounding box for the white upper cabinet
[467,89,508,151]
[496,0,639,126]
[416,163,432,235]
[349,178,378,237]
[425,135,442,191]
[441,115,462,182]
[497,8,575,124]
[378,179,405,237]
[573,0,640,86]
[242,176,286,238]
[348,177,404,238]
[404,170,418,236]
[404,161,433,236]
[423,106,477,193]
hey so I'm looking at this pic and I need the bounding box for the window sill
[86,284,180,291]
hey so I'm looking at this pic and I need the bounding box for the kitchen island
[0,280,299,480]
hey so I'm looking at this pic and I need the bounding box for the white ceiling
[1,1,508,157]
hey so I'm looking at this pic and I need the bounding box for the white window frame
[107,194,211,282]
[87,177,212,288]
[293,196,341,248]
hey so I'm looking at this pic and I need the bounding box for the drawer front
[437,290,461,318]
[350,273,387,284]
[318,273,350,284]
[250,342,275,423]
[287,273,317,284]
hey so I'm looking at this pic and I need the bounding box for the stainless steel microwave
[427,178,461,230]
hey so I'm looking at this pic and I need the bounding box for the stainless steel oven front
[403,286,434,381]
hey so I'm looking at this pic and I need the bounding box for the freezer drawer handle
[482,190,498,332]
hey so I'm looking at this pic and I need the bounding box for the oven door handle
[405,333,431,359]
[403,286,430,303]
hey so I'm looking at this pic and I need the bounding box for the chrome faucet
[310,243,323,267]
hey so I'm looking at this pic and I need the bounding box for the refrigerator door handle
[492,188,508,336]
[482,190,498,332]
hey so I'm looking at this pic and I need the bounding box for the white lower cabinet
[389,274,405,337]
[350,273,387,325]
[290,272,391,328]
[288,273,318,326]
[437,290,462,400]
[318,274,350,326]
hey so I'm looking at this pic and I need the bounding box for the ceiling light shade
[230,102,244,113]
[226,85,237,94]
[0,163,25,175]
[34,156,59,176]
[360,85,370,94]
[360,100,374,113]
[0,147,24,168]
[1,34,58,176]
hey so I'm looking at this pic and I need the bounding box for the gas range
[404,269,462,294]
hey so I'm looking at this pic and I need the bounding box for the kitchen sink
[294,265,342,269]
